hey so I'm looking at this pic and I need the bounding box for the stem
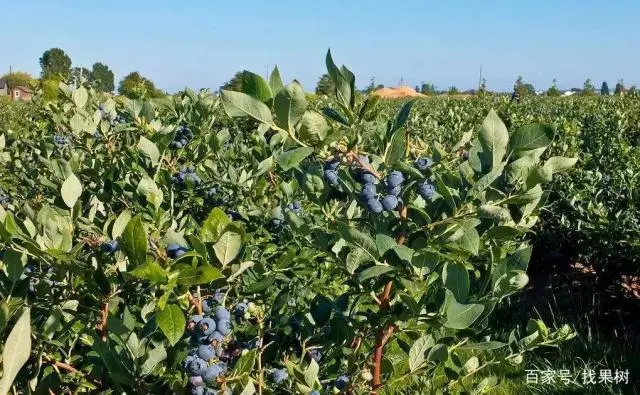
[96,302,109,342]
[257,320,265,395]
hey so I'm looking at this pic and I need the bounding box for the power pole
[478,66,482,91]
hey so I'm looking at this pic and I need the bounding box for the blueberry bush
[0,52,578,394]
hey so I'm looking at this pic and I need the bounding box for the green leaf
[137,177,163,210]
[137,136,160,166]
[408,335,434,372]
[255,156,275,177]
[478,109,509,169]
[277,147,314,171]
[298,111,330,146]
[4,249,26,283]
[274,81,306,132]
[509,124,555,155]
[478,205,512,222]
[485,226,525,240]
[140,345,167,375]
[325,49,352,109]
[72,86,88,108]
[346,248,370,274]
[111,210,132,239]
[451,222,480,256]
[491,246,532,289]
[69,113,85,133]
[392,99,416,133]
[156,304,185,346]
[213,231,242,267]
[443,290,485,329]
[61,173,82,208]
[338,223,379,261]
[269,66,285,94]
[233,349,257,375]
[443,262,469,302]
[175,264,224,285]
[543,156,578,174]
[200,208,231,243]
[434,174,456,212]
[375,234,397,256]
[427,344,449,363]
[473,163,505,193]
[384,128,406,167]
[241,71,272,101]
[120,215,147,267]
[458,341,508,351]
[304,359,319,387]
[0,308,31,395]
[220,90,273,125]
[129,261,167,284]
[357,265,394,282]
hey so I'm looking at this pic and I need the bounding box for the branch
[95,302,109,342]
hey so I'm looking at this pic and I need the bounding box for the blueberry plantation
[0,49,639,395]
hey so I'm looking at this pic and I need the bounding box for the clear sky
[2,1,639,93]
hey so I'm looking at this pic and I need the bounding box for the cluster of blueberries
[170,125,194,149]
[270,200,302,228]
[0,188,10,206]
[53,135,68,148]
[100,238,190,259]
[172,165,202,187]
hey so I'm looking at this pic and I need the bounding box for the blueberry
[197,344,216,360]
[189,375,203,387]
[183,354,196,372]
[324,159,340,171]
[308,349,322,362]
[190,387,204,395]
[166,243,188,258]
[287,201,302,214]
[272,368,288,384]
[360,172,377,185]
[358,155,370,165]
[204,364,225,383]
[418,180,435,200]
[100,240,119,253]
[170,141,181,149]
[381,195,398,211]
[187,315,203,330]
[462,150,469,160]
[310,391,320,395]
[335,375,350,390]
[188,357,208,376]
[324,169,339,185]
[212,291,225,305]
[415,157,433,171]
[360,184,376,200]
[198,317,216,335]
[227,210,242,221]
[188,165,195,173]
[386,171,404,187]
[216,318,232,335]
[386,184,401,197]
[174,249,186,258]
[234,303,248,317]
[365,198,383,213]
[180,138,188,145]
[207,331,225,343]
[202,299,214,314]
[214,306,230,320]
[206,187,217,197]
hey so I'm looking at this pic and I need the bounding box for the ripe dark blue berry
[366,198,383,213]
[287,201,302,214]
[360,184,376,200]
[359,172,377,185]
[415,157,433,171]
[272,368,288,384]
[197,344,216,360]
[188,357,208,376]
[381,195,398,211]
[386,171,404,187]
[386,184,401,197]
[203,364,225,383]
[324,169,339,186]
[216,318,232,335]
[214,306,230,320]
[324,159,340,171]
[335,375,350,390]
[308,349,322,362]
[189,375,203,387]
[100,240,119,253]
[187,315,203,330]
[166,243,188,258]
[418,180,436,200]
[207,331,224,343]
[198,317,216,335]
[234,303,248,317]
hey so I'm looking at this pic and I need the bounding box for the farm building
[0,77,33,101]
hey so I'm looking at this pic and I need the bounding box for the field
[0,54,639,395]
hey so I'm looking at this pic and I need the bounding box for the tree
[600,81,609,96]
[91,62,115,92]
[514,76,534,97]
[420,82,437,95]
[118,72,163,99]
[1,71,35,89]
[315,73,335,96]
[614,79,625,95]
[547,79,561,97]
[447,86,459,95]
[220,70,248,92]
[365,77,376,94]
[71,67,91,86]
[39,48,72,80]
[582,79,596,96]
[478,78,487,95]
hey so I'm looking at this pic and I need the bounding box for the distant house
[10,86,33,101]
[0,78,7,97]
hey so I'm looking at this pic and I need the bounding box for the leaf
[69,113,85,133]
[478,109,509,169]
[137,177,163,210]
[427,344,448,363]
[304,359,319,387]
[509,124,555,155]
[140,345,167,375]
[220,90,273,125]
[111,210,132,239]
[458,341,508,351]
[338,223,379,261]
[443,262,470,302]
[72,86,88,108]
[0,308,31,395]
[325,49,352,109]
[137,136,160,166]
[408,335,434,371]
[384,129,406,166]
[357,265,394,282]
[213,231,242,267]
[175,264,224,285]
[120,215,147,267]
[443,290,485,329]
[451,222,480,256]
[322,107,350,126]
[277,147,314,171]
[434,174,456,212]
[274,81,306,132]
[129,261,167,284]
[543,156,578,174]
[240,71,272,102]
[375,234,397,257]
[298,111,330,146]
[485,226,525,240]
[4,249,26,283]
[478,205,512,222]
[233,349,257,375]
[269,66,285,94]
[346,248,370,274]
[61,173,82,208]
[473,163,505,193]
[156,305,185,346]
[392,99,416,133]
[200,208,231,243]
[255,156,275,177]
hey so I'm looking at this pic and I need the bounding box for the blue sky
[3,1,639,93]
